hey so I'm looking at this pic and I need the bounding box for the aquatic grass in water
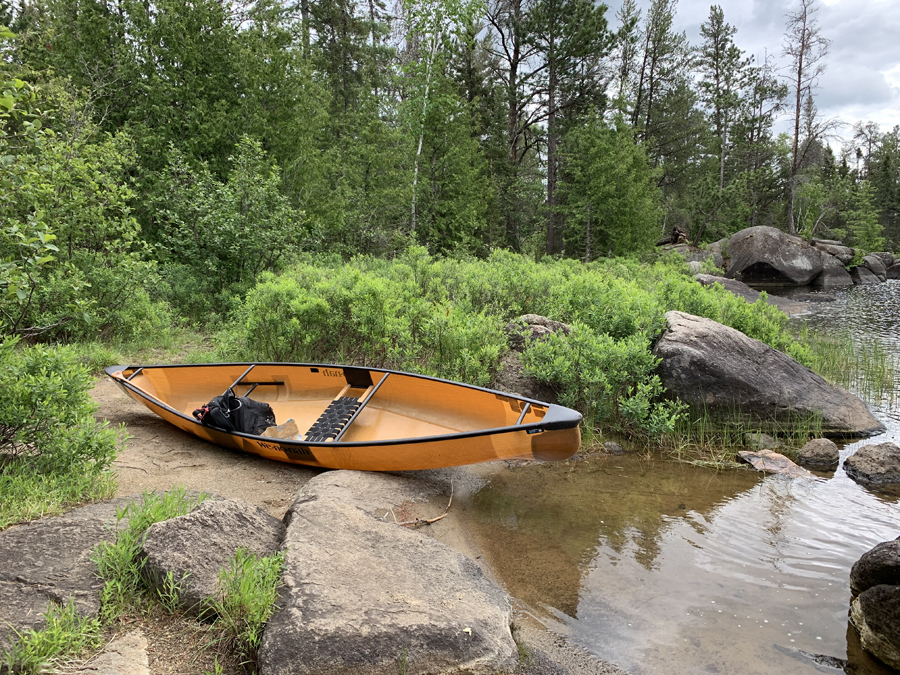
[661,402,824,467]
[800,328,898,407]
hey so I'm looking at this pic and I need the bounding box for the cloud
[604,0,900,135]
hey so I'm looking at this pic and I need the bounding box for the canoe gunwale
[105,362,582,448]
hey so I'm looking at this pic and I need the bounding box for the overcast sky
[607,0,900,150]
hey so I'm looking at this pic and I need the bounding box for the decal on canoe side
[258,440,315,458]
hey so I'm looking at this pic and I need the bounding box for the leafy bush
[217,248,808,435]
[1,80,171,343]
[0,337,119,475]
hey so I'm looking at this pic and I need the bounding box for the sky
[608,0,900,150]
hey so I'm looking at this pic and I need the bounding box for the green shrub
[217,248,808,437]
[0,337,119,475]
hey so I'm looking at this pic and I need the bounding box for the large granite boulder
[862,255,888,281]
[259,471,518,675]
[811,239,855,265]
[0,497,135,652]
[844,442,900,487]
[869,252,895,269]
[812,255,854,289]
[139,498,285,612]
[850,266,881,285]
[653,312,885,437]
[797,438,840,468]
[694,274,808,315]
[726,226,828,286]
[887,263,900,280]
[850,539,900,596]
[850,585,900,670]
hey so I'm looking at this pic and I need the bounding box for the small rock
[76,629,150,675]
[503,314,570,353]
[738,450,814,478]
[844,442,900,487]
[797,438,840,468]
[139,498,285,612]
[851,584,900,671]
[851,539,900,596]
[603,442,625,455]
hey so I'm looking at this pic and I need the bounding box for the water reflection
[463,455,898,674]
[461,282,900,673]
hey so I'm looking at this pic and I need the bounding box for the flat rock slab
[694,274,808,316]
[75,629,150,675]
[0,496,137,649]
[260,471,517,675]
[653,311,886,437]
[738,450,815,478]
[140,498,285,612]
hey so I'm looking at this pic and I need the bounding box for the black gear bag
[192,388,276,436]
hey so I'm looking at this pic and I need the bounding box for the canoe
[105,363,582,471]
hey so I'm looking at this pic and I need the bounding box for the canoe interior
[120,364,550,443]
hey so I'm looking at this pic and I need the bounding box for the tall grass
[204,548,285,666]
[92,488,207,622]
[800,329,898,407]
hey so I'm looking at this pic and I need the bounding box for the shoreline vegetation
[3,0,900,665]
[2,251,897,672]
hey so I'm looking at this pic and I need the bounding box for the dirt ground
[91,376,627,675]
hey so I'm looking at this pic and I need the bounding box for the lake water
[460,281,900,675]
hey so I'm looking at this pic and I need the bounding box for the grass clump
[92,488,207,622]
[204,548,285,667]
[0,601,103,674]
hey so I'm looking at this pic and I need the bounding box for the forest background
[1,0,899,517]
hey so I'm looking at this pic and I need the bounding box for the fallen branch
[398,480,453,529]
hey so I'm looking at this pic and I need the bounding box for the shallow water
[460,282,900,675]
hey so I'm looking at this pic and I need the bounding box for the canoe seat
[304,396,362,442]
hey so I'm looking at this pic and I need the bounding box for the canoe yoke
[232,365,389,442]
[304,396,362,442]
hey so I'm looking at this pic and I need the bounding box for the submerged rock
[694,274,808,315]
[844,442,900,487]
[653,311,886,437]
[797,438,840,469]
[737,450,814,478]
